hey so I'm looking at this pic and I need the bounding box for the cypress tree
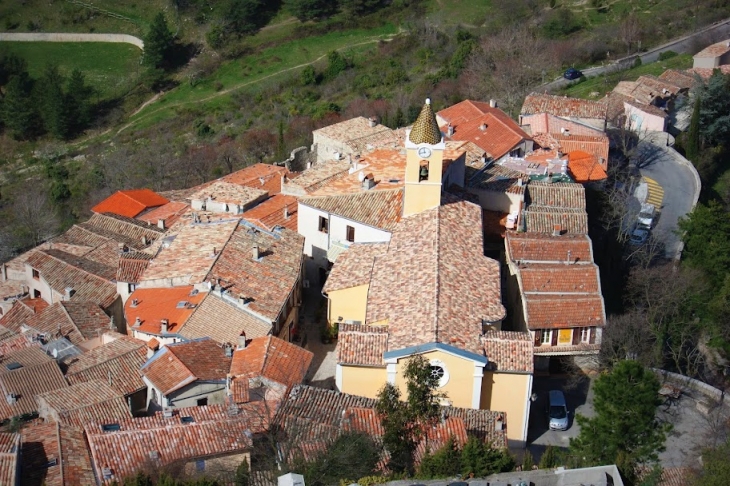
[686,96,701,162]
[144,13,174,69]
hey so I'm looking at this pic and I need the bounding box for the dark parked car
[563,67,583,80]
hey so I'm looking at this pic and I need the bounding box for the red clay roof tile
[92,189,169,218]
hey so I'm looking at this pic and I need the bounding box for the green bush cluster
[417,436,515,479]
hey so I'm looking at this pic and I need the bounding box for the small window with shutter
[346,225,355,242]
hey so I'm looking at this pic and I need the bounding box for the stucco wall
[339,365,387,398]
[625,103,667,133]
[469,188,522,214]
[481,372,531,447]
[167,381,227,408]
[693,55,720,69]
[0,32,143,49]
[327,284,369,325]
[395,349,479,409]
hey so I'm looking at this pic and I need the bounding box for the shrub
[658,50,678,61]
[632,56,642,68]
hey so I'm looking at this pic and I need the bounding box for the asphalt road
[540,18,730,92]
[634,141,698,259]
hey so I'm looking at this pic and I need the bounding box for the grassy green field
[0,42,142,99]
[558,54,694,99]
[122,23,400,131]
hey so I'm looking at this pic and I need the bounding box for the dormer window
[419,160,429,182]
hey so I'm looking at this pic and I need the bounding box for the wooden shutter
[551,330,558,346]
[534,330,542,346]
[573,328,582,345]
[589,327,596,344]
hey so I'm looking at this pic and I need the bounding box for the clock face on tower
[417,147,432,158]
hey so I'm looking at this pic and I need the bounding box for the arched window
[419,160,429,182]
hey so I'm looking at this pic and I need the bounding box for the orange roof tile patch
[0,433,19,486]
[521,113,606,138]
[443,112,528,161]
[505,232,593,263]
[336,324,388,366]
[91,189,169,218]
[125,286,206,335]
[309,149,406,195]
[659,69,699,89]
[568,151,608,183]
[300,189,404,231]
[136,201,189,227]
[518,263,600,293]
[323,242,388,293]
[243,194,298,231]
[524,294,605,329]
[230,335,313,390]
[20,422,62,486]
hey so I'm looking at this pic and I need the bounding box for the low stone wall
[652,368,727,405]
[0,32,144,50]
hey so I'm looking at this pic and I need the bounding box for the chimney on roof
[447,123,454,137]
[157,218,166,230]
[134,316,141,327]
[362,173,375,190]
[212,247,218,257]
[5,393,16,406]
[479,123,487,131]
[283,206,289,219]
[552,224,562,237]
[118,242,127,253]
[224,344,233,358]
[495,414,504,431]
[237,331,247,350]
[369,116,377,128]
[141,236,148,246]
[567,249,572,264]
[561,127,570,136]
[131,299,139,308]
[490,99,497,108]
[160,319,169,334]
[64,287,75,301]
[252,244,260,260]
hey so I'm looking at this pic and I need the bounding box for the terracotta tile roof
[190,180,268,208]
[301,189,404,231]
[482,331,533,373]
[20,422,62,486]
[0,348,68,420]
[323,243,388,293]
[524,294,605,329]
[230,377,249,404]
[116,251,153,283]
[655,467,693,486]
[444,112,528,161]
[694,39,730,57]
[92,189,169,218]
[685,65,730,79]
[314,117,392,146]
[283,160,351,194]
[409,100,442,145]
[552,134,609,163]
[136,201,189,227]
[521,93,608,120]
[223,163,292,195]
[50,224,109,253]
[336,324,388,366]
[36,380,132,427]
[623,98,669,118]
[141,338,231,395]
[18,301,110,345]
[467,164,527,195]
[125,286,206,336]
[0,333,36,357]
[83,212,163,247]
[568,151,608,183]
[85,403,268,484]
[0,278,25,303]
[42,248,117,281]
[518,263,600,293]
[505,232,593,263]
[230,336,313,390]
[59,425,96,485]
[366,200,505,354]
[526,181,585,208]
[437,99,494,126]
[533,342,600,354]
[207,224,304,322]
[637,74,684,96]
[276,385,508,451]
[344,127,405,154]
[521,113,606,137]
[65,335,147,396]
[659,69,699,89]
[140,219,238,285]
[25,251,118,308]
[180,292,272,345]
[0,301,36,335]
[243,194,299,231]
[309,150,406,196]
[0,433,18,486]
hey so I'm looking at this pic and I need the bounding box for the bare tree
[9,184,61,249]
[619,14,642,55]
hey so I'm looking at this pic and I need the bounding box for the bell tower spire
[403,98,445,217]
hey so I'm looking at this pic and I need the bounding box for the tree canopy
[569,360,669,478]
[144,13,175,69]
[678,200,730,286]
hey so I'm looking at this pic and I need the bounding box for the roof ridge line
[57,301,86,342]
[42,250,116,285]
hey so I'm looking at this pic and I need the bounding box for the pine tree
[1,72,37,139]
[285,0,337,21]
[36,64,69,139]
[686,96,701,162]
[569,360,669,476]
[65,69,93,137]
[144,12,174,69]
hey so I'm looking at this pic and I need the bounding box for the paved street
[634,141,698,258]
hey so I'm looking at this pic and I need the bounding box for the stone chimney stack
[252,245,260,260]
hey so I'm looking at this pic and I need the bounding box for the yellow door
[558,329,572,345]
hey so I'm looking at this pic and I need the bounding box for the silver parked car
[548,390,569,431]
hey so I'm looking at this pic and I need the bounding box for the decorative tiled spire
[408,98,442,145]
